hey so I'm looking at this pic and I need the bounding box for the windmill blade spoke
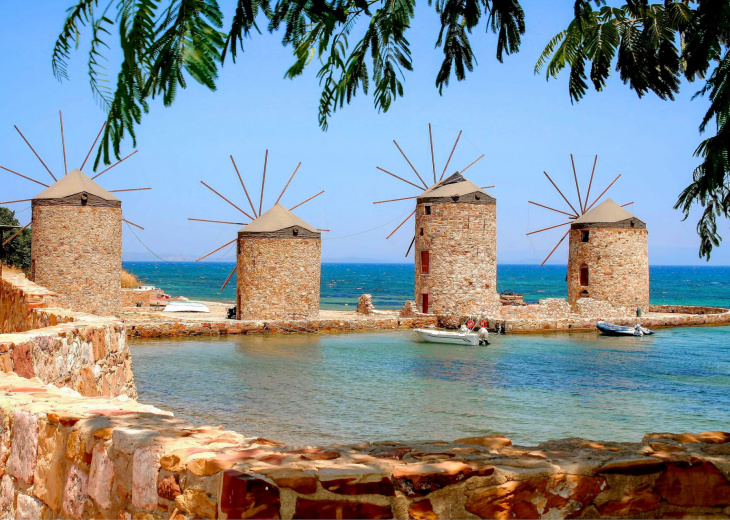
[440,130,462,181]
[529,201,577,218]
[230,155,258,218]
[200,181,254,220]
[543,171,580,216]
[0,165,49,187]
[0,199,33,204]
[584,155,598,210]
[585,174,621,213]
[109,187,151,193]
[481,186,495,189]
[405,235,416,257]
[428,124,436,184]
[196,238,238,262]
[621,202,634,207]
[526,221,572,236]
[570,154,584,214]
[60,111,68,176]
[394,140,428,188]
[375,167,424,191]
[289,190,324,211]
[386,209,416,239]
[541,230,570,266]
[1,221,31,247]
[81,122,106,171]
[188,218,247,225]
[221,265,237,291]
[91,150,138,180]
[275,162,301,206]
[259,149,268,216]
[373,195,421,204]
[460,154,484,175]
[14,125,56,181]
[122,218,144,230]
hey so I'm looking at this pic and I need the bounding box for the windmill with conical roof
[374,125,499,316]
[190,151,325,320]
[1,112,148,315]
[527,155,649,312]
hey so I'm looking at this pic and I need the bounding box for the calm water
[130,326,730,446]
[124,262,730,309]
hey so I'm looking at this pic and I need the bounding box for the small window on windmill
[420,251,430,274]
[425,205,431,215]
[630,220,635,228]
[580,290,589,298]
[420,228,424,236]
[292,227,299,236]
[581,230,589,242]
[580,266,589,286]
[81,193,88,206]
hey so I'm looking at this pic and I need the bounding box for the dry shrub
[121,269,141,289]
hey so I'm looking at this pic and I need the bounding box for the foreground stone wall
[0,272,136,398]
[567,227,650,313]
[0,371,728,519]
[32,204,122,316]
[415,201,499,315]
[237,237,321,320]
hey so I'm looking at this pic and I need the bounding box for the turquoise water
[130,326,730,446]
[124,262,730,309]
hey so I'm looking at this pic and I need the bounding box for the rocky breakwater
[0,370,729,519]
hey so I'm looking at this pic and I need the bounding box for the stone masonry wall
[122,289,153,308]
[31,204,122,316]
[237,237,321,320]
[415,202,499,315]
[0,371,729,519]
[0,271,135,399]
[568,227,650,313]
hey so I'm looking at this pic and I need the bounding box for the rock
[373,447,412,460]
[132,445,162,511]
[8,410,39,484]
[15,494,43,520]
[33,421,65,511]
[88,442,115,509]
[158,475,182,501]
[319,464,395,496]
[400,301,420,318]
[259,468,318,494]
[176,489,217,519]
[393,461,494,497]
[160,447,212,472]
[645,431,730,445]
[408,499,437,519]
[0,475,15,511]
[292,498,392,519]
[656,461,730,507]
[466,474,607,519]
[218,470,280,519]
[63,465,89,519]
[596,457,666,475]
[595,484,661,516]
[357,294,375,315]
[455,435,511,450]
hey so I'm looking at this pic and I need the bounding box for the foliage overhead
[536,0,729,259]
[0,208,31,272]
[54,0,728,258]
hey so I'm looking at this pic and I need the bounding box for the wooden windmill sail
[190,151,325,320]
[527,154,633,265]
[0,112,149,315]
[374,125,499,315]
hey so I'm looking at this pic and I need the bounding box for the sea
[123,262,730,309]
[125,262,730,445]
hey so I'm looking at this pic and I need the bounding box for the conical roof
[419,172,489,198]
[239,203,318,234]
[33,169,119,201]
[573,199,643,225]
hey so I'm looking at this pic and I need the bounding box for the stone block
[88,442,115,510]
[8,410,39,484]
[15,494,43,520]
[292,498,392,519]
[656,461,730,507]
[176,488,217,519]
[132,445,162,511]
[218,470,280,519]
[157,475,181,501]
[33,421,65,511]
[62,464,88,519]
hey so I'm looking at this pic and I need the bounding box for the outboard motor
[227,306,237,320]
[477,327,490,345]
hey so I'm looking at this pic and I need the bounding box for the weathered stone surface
[176,489,216,519]
[158,475,182,500]
[15,493,43,520]
[132,445,162,511]
[319,464,395,496]
[393,461,494,497]
[293,498,392,519]
[88,442,115,509]
[7,410,39,484]
[645,431,730,445]
[455,435,511,450]
[656,461,730,507]
[219,470,280,519]
[63,464,89,519]
[408,499,438,520]
[357,294,375,314]
[0,475,14,511]
[465,474,607,519]
[260,468,318,494]
[33,421,65,511]
[596,457,666,475]
[160,447,211,472]
[595,484,661,516]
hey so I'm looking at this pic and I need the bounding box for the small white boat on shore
[414,328,482,346]
[162,301,210,313]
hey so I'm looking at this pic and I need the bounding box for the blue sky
[1,1,728,265]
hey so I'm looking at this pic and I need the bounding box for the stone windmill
[528,155,649,312]
[374,125,499,316]
[190,151,325,320]
[0,112,148,315]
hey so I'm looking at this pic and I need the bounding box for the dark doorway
[420,250,430,274]
[422,293,429,314]
[580,266,589,286]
